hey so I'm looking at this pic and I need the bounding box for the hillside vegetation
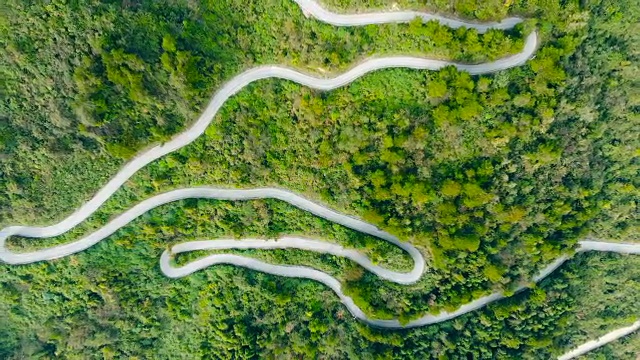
[1,0,638,358]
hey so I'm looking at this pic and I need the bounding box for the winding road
[559,320,640,360]
[295,0,523,31]
[2,0,639,356]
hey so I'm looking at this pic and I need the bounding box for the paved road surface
[294,0,523,32]
[558,320,640,360]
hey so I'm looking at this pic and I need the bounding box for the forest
[1,0,639,358]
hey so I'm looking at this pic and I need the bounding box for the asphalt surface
[558,320,640,360]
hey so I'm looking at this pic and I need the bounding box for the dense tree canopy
[1,0,638,358]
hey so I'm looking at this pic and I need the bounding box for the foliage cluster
[1,0,638,358]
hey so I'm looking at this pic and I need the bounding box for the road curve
[294,0,524,32]
[0,35,539,242]
[0,0,540,323]
[558,320,640,360]
[2,183,639,329]
[161,236,640,328]
[0,1,638,356]
[0,187,424,285]
[0,0,538,240]
[3,0,637,350]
